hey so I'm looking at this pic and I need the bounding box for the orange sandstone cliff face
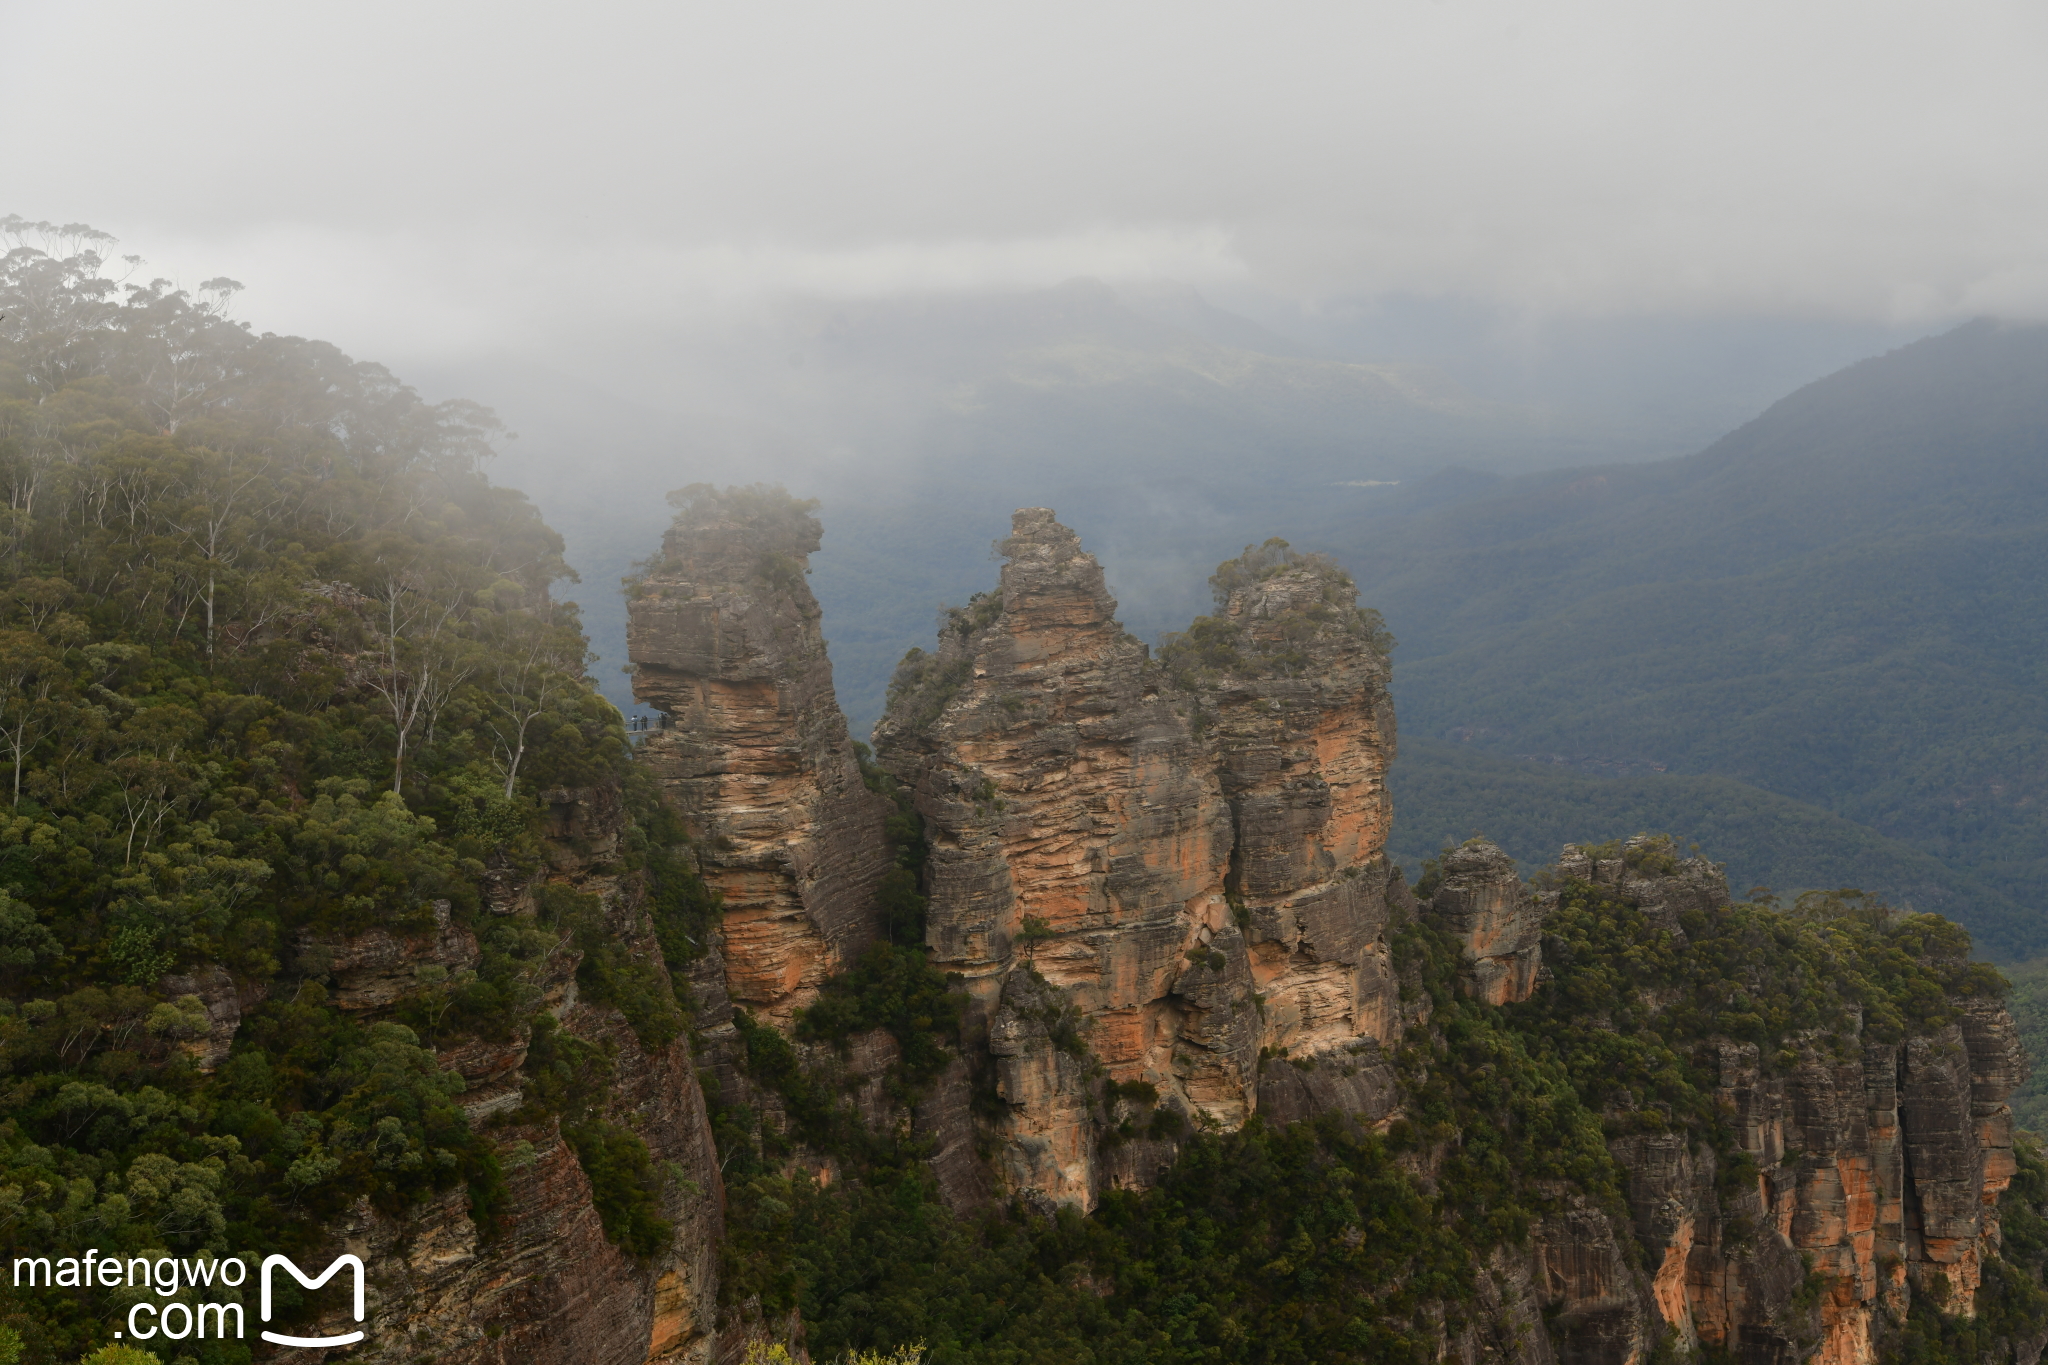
[291,785,724,1365]
[1521,843,2029,1365]
[627,486,893,1025]
[609,492,2033,1365]
[873,512,1405,1206]
[873,509,1241,1206]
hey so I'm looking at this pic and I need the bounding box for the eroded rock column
[876,510,1243,1203]
[1429,838,1543,1005]
[876,514,1412,1204]
[1181,552,1402,1103]
[629,484,892,1024]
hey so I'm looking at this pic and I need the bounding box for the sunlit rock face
[628,485,893,1025]
[875,510,1405,1207]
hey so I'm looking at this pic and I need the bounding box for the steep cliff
[872,508,1240,1203]
[1167,543,1405,1117]
[284,785,726,1365]
[628,484,894,1025]
[612,492,2045,1365]
[1487,838,2031,1365]
[871,513,1404,1206]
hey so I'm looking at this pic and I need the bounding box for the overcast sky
[8,0,2048,374]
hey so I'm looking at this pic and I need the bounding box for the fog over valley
[7,5,2048,1364]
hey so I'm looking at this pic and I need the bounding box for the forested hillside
[1387,739,2027,929]
[1308,321,2048,958]
[0,219,714,1363]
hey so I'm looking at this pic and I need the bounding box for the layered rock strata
[1428,838,1544,1005]
[260,785,724,1365]
[629,485,894,1024]
[1506,842,2029,1365]
[1186,555,1403,1070]
[873,511,1404,1206]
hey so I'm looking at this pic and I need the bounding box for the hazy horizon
[11,2,2044,378]
[10,0,2045,721]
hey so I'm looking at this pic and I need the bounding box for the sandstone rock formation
[1426,837,1544,1005]
[155,963,244,1071]
[873,512,1404,1206]
[300,898,480,1013]
[1178,547,1404,1087]
[607,491,2038,1365]
[629,484,894,1024]
[1540,844,2028,1365]
[292,784,725,1365]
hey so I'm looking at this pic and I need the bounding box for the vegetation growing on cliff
[706,835,2035,1364]
[882,647,977,736]
[1510,874,2004,1136]
[1996,959,2048,1136]
[708,913,1629,1364]
[1156,538,1393,686]
[1891,1135,2048,1365]
[0,220,698,1361]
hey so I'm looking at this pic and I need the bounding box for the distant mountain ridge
[1316,319,2048,956]
[466,279,1674,735]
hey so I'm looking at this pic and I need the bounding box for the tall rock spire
[875,509,1243,1204]
[875,512,1406,1205]
[628,484,891,1024]
[1168,542,1405,1120]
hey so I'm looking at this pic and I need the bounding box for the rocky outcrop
[1554,834,1730,941]
[628,485,893,1025]
[299,898,480,1012]
[873,510,1241,1198]
[1428,838,1543,1005]
[986,967,1101,1206]
[1179,550,1404,1087]
[1532,1192,1666,1365]
[1543,844,2028,1365]
[295,784,725,1365]
[1422,834,1733,1010]
[873,512,1404,1206]
[329,1000,723,1365]
[155,963,244,1070]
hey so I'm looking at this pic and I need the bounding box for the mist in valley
[15,6,2048,1360]
[16,0,2044,931]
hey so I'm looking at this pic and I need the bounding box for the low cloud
[7,0,2045,366]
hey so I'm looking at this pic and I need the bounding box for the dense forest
[0,218,716,1363]
[1306,322,2048,960]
